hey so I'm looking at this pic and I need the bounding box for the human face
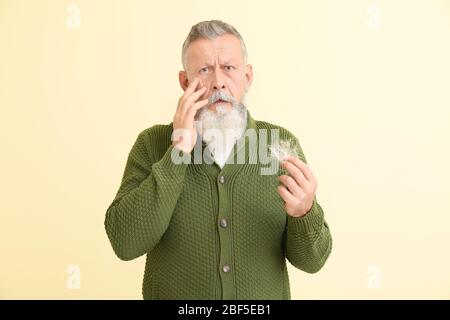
[179,34,253,112]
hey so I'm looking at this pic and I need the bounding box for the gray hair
[181,20,248,70]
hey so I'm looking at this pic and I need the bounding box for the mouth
[213,99,229,104]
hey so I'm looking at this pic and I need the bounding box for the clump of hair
[269,138,301,162]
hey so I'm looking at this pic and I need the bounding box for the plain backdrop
[1,0,449,299]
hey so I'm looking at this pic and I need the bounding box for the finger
[181,86,207,116]
[185,98,209,124]
[282,161,309,189]
[177,78,199,113]
[278,174,305,198]
[277,185,296,203]
[286,156,317,184]
[183,77,200,97]
[186,84,206,102]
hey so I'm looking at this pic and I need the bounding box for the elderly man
[105,20,332,300]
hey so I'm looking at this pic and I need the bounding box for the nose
[213,83,225,91]
[211,70,226,92]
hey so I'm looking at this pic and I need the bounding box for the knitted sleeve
[282,135,333,273]
[104,130,188,261]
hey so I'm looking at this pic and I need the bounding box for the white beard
[195,99,248,168]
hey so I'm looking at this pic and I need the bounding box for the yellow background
[1,0,449,299]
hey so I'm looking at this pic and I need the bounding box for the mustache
[207,91,237,106]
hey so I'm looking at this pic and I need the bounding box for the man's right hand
[172,77,209,154]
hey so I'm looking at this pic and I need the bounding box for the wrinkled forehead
[185,34,244,67]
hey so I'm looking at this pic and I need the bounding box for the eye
[225,65,235,71]
[199,67,209,74]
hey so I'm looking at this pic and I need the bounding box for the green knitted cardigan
[105,110,332,299]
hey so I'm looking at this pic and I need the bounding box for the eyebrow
[200,60,236,67]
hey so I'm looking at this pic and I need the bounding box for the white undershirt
[206,129,245,169]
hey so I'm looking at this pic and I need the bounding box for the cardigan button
[218,175,225,184]
[219,218,228,228]
[222,264,231,273]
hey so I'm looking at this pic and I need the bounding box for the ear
[245,64,253,92]
[179,71,189,91]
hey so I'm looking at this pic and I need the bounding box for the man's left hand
[277,155,318,218]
